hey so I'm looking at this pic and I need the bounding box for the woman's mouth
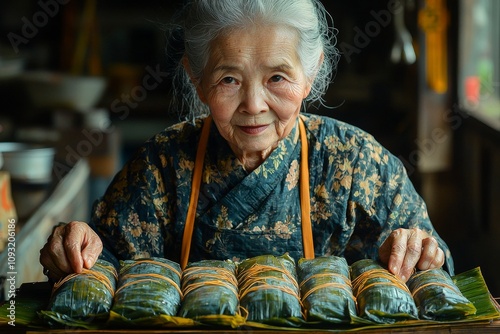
[239,125,269,135]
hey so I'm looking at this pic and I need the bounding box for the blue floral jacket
[90,113,454,274]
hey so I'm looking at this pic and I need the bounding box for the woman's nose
[240,84,268,114]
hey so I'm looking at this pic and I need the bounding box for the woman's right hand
[39,221,103,281]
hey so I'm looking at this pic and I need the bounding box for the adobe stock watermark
[7,0,70,54]
[339,0,404,64]
[5,218,17,326]
[109,64,169,121]
[399,81,499,176]
[398,104,470,176]
[52,64,169,180]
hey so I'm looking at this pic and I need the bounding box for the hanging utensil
[391,0,417,65]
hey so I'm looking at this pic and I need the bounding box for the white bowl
[22,71,107,111]
[0,57,25,79]
[0,143,56,184]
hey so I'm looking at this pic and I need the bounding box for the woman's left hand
[378,228,445,282]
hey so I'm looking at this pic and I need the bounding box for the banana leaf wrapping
[110,257,182,321]
[5,265,500,330]
[350,259,419,324]
[177,259,239,318]
[407,268,477,320]
[237,254,303,324]
[297,256,356,323]
[39,259,118,328]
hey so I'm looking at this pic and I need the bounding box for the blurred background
[0,0,499,298]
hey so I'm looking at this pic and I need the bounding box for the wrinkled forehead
[205,24,302,67]
[209,22,300,55]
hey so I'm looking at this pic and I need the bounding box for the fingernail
[401,275,407,282]
[84,257,93,268]
[421,261,429,269]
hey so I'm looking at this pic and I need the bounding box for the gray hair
[166,0,338,121]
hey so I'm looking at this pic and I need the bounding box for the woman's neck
[230,121,300,172]
[234,146,274,172]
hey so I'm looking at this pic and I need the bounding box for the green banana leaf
[297,256,357,324]
[340,267,500,332]
[0,281,51,329]
[108,257,182,327]
[407,268,477,320]
[177,259,239,319]
[1,263,499,331]
[38,259,117,329]
[107,311,198,328]
[237,254,303,326]
[350,259,419,324]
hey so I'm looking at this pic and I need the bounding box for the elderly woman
[40,0,453,283]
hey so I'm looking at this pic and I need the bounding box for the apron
[180,115,314,269]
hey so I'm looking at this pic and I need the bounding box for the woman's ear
[182,56,207,103]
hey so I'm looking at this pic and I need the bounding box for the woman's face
[195,25,312,167]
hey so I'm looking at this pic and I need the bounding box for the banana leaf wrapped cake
[351,259,419,324]
[297,256,356,324]
[39,259,118,328]
[110,257,182,322]
[407,268,477,320]
[237,254,303,324]
[178,259,239,319]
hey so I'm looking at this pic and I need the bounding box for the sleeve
[343,138,455,275]
[88,141,176,263]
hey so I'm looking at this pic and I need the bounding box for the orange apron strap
[180,115,212,270]
[180,115,314,269]
[299,116,314,259]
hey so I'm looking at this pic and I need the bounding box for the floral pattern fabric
[90,113,454,274]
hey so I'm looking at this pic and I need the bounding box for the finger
[431,248,445,268]
[417,237,439,270]
[39,241,70,281]
[44,227,74,275]
[63,221,89,274]
[420,238,445,270]
[399,229,423,281]
[81,231,103,269]
[384,229,408,279]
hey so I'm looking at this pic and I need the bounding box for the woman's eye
[221,77,236,84]
[270,75,284,83]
